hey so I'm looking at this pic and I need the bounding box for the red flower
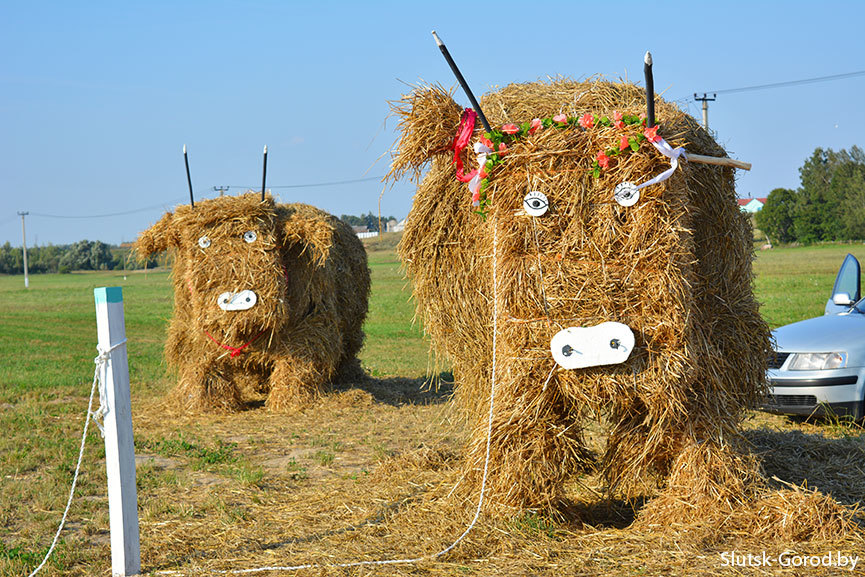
[502,123,519,135]
[579,113,594,129]
[498,142,508,154]
[619,135,630,151]
[596,151,610,168]
[553,113,567,124]
[614,119,625,130]
[643,125,661,143]
[479,135,494,149]
[529,118,542,134]
[613,110,623,122]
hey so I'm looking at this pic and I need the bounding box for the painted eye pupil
[243,231,257,243]
[523,191,549,216]
[198,235,211,249]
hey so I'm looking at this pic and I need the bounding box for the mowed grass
[0,239,863,576]
[754,243,865,328]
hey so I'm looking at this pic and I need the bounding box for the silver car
[763,253,865,420]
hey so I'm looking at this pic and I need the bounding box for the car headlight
[787,352,847,371]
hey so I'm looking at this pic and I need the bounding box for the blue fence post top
[94,286,124,304]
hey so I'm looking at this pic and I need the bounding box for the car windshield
[852,298,865,314]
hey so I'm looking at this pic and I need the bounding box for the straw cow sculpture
[390,79,772,514]
[135,193,370,412]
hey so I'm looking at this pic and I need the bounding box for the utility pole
[693,93,716,132]
[694,92,718,132]
[18,211,29,289]
[212,186,229,196]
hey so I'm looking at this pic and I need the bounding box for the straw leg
[602,399,679,495]
[635,435,765,528]
[465,384,588,512]
[265,357,325,412]
[176,364,243,412]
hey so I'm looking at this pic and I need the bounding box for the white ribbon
[635,137,689,191]
[469,142,493,204]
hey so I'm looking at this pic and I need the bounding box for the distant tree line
[757,146,865,244]
[0,240,156,275]
[339,212,396,232]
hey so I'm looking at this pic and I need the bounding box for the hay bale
[134,193,370,412]
[390,79,772,512]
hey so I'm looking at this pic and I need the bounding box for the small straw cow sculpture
[390,79,772,516]
[135,193,369,412]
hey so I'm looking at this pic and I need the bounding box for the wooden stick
[261,145,268,201]
[644,51,655,128]
[183,145,195,208]
[432,31,492,133]
[685,153,751,171]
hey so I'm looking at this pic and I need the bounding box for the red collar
[204,329,267,357]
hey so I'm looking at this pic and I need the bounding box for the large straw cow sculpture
[390,79,773,515]
[135,193,370,412]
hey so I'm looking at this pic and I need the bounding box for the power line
[230,175,384,190]
[14,174,388,221]
[702,69,865,96]
[29,200,186,220]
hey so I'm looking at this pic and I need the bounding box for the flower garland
[455,109,661,216]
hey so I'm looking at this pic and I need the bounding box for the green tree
[59,240,95,271]
[839,170,865,240]
[835,146,865,239]
[0,242,22,274]
[89,240,115,270]
[793,146,865,243]
[756,188,797,243]
[339,214,363,227]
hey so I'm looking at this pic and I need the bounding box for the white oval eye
[243,230,257,243]
[198,235,211,249]
[523,191,549,216]
[614,182,640,207]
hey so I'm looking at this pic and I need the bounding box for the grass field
[1,239,864,576]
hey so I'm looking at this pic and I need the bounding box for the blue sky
[1,0,863,246]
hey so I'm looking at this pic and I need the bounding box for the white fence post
[94,287,141,577]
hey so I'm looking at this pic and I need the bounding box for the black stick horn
[261,145,268,201]
[644,51,655,128]
[183,144,195,208]
[432,31,492,133]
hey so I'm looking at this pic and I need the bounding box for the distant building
[390,218,406,233]
[737,198,767,213]
[351,225,369,234]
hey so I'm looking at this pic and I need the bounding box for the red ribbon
[204,329,267,358]
[452,109,478,183]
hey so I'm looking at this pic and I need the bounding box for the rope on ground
[165,227,502,576]
[27,340,125,577]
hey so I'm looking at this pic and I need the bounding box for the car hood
[773,312,865,354]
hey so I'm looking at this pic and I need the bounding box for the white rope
[27,340,124,577]
[179,227,502,576]
[90,339,126,437]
